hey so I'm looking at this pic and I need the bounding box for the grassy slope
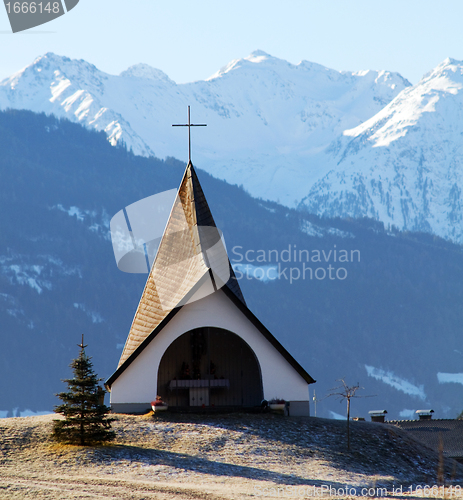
[0,413,461,499]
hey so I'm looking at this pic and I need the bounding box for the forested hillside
[1,109,463,419]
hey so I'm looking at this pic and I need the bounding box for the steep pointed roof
[117,161,245,368]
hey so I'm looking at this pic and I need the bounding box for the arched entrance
[157,327,263,408]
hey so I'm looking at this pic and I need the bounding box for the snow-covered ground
[1,412,460,499]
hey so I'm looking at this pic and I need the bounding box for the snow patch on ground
[73,302,104,324]
[6,308,25,318]
[51,204,110,239]
[365,365,426,400]
[437,373,463,385]
[329,411,345,420]
[300,221,324,237]
[0,254,81,294]
[1,262,51,294]
[300,220,354,238]
[399,409,416,419]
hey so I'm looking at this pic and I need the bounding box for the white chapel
[106,160,315,415]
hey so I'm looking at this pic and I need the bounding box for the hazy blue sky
[1,0,462,84]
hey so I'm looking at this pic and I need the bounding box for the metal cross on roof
[172,105,207,163]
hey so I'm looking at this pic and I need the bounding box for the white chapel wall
[110,289,310,405]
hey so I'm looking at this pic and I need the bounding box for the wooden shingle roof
[108,161,315,389]
[117,161,244,368]
[388,419,463,459]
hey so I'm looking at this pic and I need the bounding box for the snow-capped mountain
[0,51,408,207]
[2,52,462,244]
[300,58,463,243]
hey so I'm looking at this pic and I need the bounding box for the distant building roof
[388,419,463,460]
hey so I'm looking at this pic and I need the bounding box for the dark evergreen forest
[1,109,462,419]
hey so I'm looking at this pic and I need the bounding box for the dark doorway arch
[157,327,263,408]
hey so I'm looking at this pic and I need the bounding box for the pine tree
[52,336,115,446]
